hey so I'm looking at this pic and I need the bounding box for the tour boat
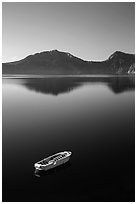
[34,151,72,171]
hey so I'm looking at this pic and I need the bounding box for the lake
[2,76,135,201]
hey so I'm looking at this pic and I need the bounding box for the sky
[2,2,135,62]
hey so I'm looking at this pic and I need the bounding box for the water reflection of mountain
[21,76,135,95]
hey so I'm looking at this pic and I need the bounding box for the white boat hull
[34,151,72,171]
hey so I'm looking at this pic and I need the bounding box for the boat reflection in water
[34,161,71,177]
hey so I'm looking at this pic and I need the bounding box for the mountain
[2,50,135,75]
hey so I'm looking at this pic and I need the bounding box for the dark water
[2,76,135,201]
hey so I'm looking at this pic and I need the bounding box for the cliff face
[2,50,135,75]
[107,51,135,74]
[128,63,135,74]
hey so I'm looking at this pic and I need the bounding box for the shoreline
[2,74,135,79]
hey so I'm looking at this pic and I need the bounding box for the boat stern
[34,163,42,170]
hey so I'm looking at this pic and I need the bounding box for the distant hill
[2,50,135,75]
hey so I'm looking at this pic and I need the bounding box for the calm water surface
[2,76,135,201]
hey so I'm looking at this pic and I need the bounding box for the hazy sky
[2,2,135,62]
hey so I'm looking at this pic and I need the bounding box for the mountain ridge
[2,50,135,75]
